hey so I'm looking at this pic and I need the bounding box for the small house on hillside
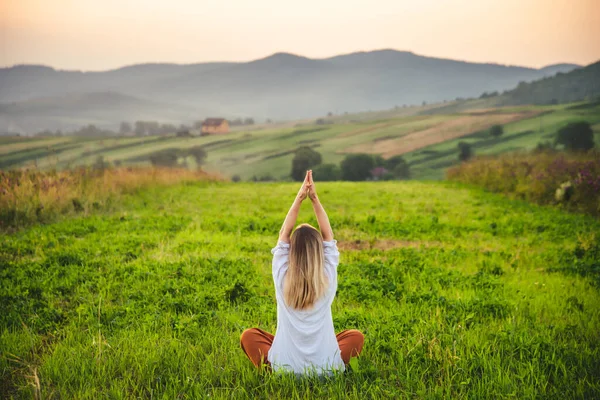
[201,118,229,135]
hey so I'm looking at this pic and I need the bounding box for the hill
[0,50,581,132]
[1,180,599,398]
[498,60,600,105]
[2,101,599,180]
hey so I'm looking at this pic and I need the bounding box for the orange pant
[240,327,364,368]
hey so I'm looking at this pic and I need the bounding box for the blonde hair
[284,223,327,310]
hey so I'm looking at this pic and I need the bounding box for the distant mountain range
[0,49,585,133]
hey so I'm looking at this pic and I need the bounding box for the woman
[240,170,364,374]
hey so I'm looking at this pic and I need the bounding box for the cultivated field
[1,181,599,398]
[1,102,599,181]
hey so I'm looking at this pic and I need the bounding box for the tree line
[289,147,411,182]
[33,117,261,137]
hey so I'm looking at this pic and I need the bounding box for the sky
[1,0,599,71]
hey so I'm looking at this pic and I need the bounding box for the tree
[134,121,146,136]
[458,142,473,162]
[384,155,406,170]
[119,122,131,134]
[384,156,410,179]
[146,121,160,135]
[490,125,504,138]
[340,153,375,181]
[187,146,207,167]
[160,124,177,135]
[291,147,322,181]
[555,121,594,151]
[312,163,341,181]
[372,155,385,168]
[244,118,255,125]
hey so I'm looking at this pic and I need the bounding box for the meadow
[2,101,599,181]
[2,180,600,398]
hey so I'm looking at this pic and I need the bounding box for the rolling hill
[0,50,582,133]
[2,100,599,180]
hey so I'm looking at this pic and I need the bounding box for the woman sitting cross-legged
[240,170,364,374]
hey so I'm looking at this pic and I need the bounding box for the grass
[1,101,600,182]
[1,181,600,398]
[446,150,600,216]
[0,167,218,230]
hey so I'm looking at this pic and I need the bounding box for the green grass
[1,181,599,398]
[2,101,599,181]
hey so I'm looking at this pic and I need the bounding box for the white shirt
[267,240,345,374]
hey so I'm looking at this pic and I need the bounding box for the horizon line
[0,48,588,73]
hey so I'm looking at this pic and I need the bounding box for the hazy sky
[1,0,599,71]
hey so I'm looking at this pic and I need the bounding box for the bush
[446,151,600,216]
[187,146,207,167]
[312,164,341,181]
[231,175,241,182]
[149,149,180,168]
[458,142,473,162]
[490,125,504,138]
[341,154,375,181]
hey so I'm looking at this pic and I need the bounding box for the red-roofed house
[201,118,229,135]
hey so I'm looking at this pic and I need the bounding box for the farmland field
[1,101,599,181]
[1,181,600,398]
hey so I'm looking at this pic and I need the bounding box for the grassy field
[1,101,600,181]
[1,181,600,398]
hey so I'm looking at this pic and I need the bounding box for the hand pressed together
[296,170,318,202]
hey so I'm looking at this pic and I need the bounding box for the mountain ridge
[0,49,588,133]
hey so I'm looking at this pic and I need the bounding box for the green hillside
[1,101,599,180]
[2,181,599,398]
[498,60,600,106]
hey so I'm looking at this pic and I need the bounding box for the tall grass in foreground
[0,167,219,230]
[447,150,600,216]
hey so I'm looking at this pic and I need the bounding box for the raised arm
[278,171,310,243]
[307,170,334,241]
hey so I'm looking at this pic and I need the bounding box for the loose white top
[267,240,345,374]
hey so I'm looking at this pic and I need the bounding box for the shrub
[447,150,600,216]
[490,125,504,138]
[312,164,341,181]
[458,142,473,162]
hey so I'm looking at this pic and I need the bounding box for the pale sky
[1,0,599,71]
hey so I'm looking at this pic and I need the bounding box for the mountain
[0,50,583,133]
[537,63,581,77]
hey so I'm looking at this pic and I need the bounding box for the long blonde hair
[284,223,328,310]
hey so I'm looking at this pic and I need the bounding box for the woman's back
[268,240,344,374]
